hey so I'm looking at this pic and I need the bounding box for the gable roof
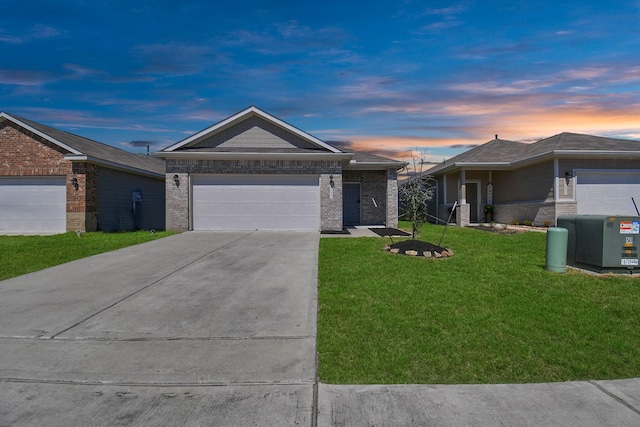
[161,106,342,154]
[156,106,405,169]
[428,132,640,175]
[0,112,165,177]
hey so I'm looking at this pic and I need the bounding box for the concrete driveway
[0,231,318,426]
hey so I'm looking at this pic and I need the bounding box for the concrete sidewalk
[318,379,640,426]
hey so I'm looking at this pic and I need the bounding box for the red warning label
[620,221,640,234]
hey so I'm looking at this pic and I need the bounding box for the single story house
[0,112,166,234]
[427,132,640,226]
[155,106,405,231]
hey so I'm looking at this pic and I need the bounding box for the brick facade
[0,121,98,232]
[1,119,164,233]
[165,159,400,231]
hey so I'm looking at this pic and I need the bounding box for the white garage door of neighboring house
[576,171,640,216]
[0,176,66,234]
[192,174,320,231]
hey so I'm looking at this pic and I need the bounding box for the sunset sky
[2,0,640,163]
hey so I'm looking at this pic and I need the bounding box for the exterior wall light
[329,175,334,188]
[173,174,180,187]
[70,176,79,190]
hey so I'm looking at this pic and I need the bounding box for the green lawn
[0,231,176,281]
[318,222,640,384]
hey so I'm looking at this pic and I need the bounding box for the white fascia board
[1,112,83,155]
[64,155,164,179]
[553,150,640,157]
[162,106,341,153]
[429,162,511,175]
[511,150,640,169]
[154,151,352,161]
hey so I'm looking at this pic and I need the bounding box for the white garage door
[0,176,66,234]
[192,174,320,231]
[577,171,640,216]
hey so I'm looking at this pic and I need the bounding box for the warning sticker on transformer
[621,259,639,266]
[620,221,640,234]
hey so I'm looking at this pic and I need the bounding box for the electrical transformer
[557,215,640,274]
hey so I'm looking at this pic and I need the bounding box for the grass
[0,230,177,281]
[317,222,640,384]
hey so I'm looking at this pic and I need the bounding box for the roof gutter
[428,161,512,174]
[345,160,407,171]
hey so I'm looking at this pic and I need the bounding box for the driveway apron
[0,231,318,426]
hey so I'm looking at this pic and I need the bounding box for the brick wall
[494,201,556,226]
[0,121,98,232]
[166,173,190,230]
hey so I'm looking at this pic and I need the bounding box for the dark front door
[343,183,361,225]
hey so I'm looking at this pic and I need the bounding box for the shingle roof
[446,138,529,163]
[1,113,166,176]
[524,132,640,157]
[350,150,405,165]
[428,132,640,175]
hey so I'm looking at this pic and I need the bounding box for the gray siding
[192,116,320,150]
[98,168,165,232]
[493,161,554,203]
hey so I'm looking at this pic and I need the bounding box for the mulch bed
[320,229,351,235]
[385,239,453,258]
[369,228,411,237]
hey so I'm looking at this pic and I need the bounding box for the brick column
[166,173,189,230]
[67,162,98,232]
[386,169,399,227]
[320,173,342,231]
[456,203,470,227]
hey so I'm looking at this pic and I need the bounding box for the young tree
[399,156,435,239]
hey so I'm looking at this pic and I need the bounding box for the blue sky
[2,0,640,162]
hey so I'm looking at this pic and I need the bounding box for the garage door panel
[0,177,66,234]
[192,175,320,231]
[577,171,640,216]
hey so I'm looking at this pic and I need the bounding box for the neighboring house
[427,132,640,227]
[0,112,166,234]
[156,106,404,231]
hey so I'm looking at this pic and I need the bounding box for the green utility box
[557,215,640,274]
[545,227,568,273]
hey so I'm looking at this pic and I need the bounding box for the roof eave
[428,162,512,175]
[64,155,165,178]
[344,160,407,171]
[153,151,352,161]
